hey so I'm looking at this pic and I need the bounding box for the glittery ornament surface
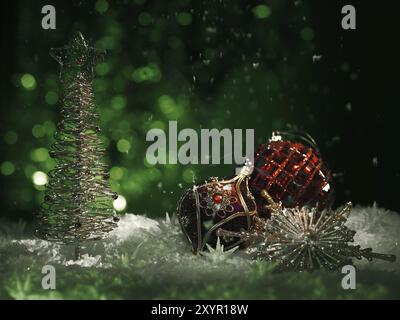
[177,174,257,253]
[250,136,334,218]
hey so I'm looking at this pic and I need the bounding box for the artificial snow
[347,205,400,273]
[1,205,399,278]
[109,213,160,242]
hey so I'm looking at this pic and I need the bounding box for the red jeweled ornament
[177,174,257,253]
[249,132,334,218]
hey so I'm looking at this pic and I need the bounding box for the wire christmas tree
[35,32,119,259]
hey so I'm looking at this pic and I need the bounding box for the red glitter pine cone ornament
[177,174,257,253]
[249,131,334,218]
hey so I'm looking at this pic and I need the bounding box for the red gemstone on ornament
[213,193,223,204]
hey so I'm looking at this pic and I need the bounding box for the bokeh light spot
[182,168,196,183]
[45,91,58,105]
[177,12,192,26]
[32,171,48,186]
[148,167,162,181]
[1,161,15,176]
[253,5,271,19]
[158,95,175,114]
[32,124,46,138]
[117,139,131,153]
[43,121,56,136]
[150,120,166,130]
[30,148,49,162]
[96,62,111,76]
[95,0,109,14]
[113,194,127,211]
[132,64,161,83]
[96,36,116,50]
[112,95,127,110]
[110,166,125,180]
[21,73,36,91]
[4,131,17,145]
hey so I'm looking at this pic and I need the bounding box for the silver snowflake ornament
[217,190,396,272]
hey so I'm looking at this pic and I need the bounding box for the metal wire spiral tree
[35,32,119,260]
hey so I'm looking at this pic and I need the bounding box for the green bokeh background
[1,0,399,221]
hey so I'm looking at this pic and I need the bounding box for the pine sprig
[202,238,239,263]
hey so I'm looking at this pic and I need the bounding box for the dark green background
[1,0,399,221]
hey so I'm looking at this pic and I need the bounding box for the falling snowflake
[312,54,322,62]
